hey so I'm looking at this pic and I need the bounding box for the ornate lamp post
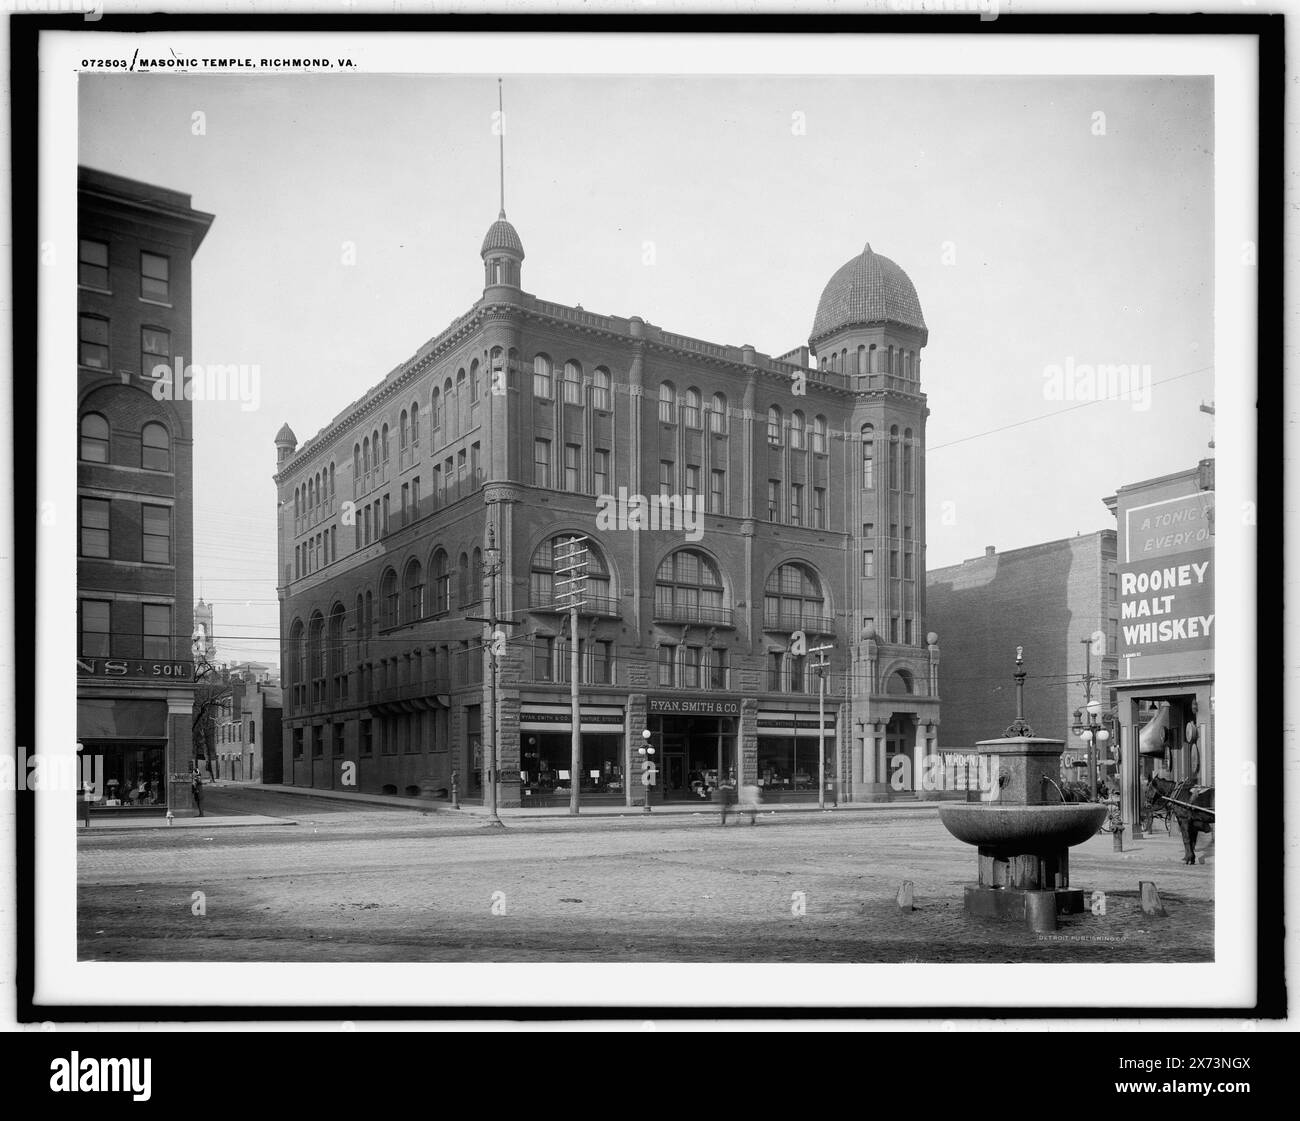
[482,525,504,828]
[1070,705,1111,802]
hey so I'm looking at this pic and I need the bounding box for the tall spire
[498,78,506,219]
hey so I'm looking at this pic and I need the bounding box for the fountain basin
[938,803,1108,853]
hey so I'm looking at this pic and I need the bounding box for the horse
[1146,774,1214,864]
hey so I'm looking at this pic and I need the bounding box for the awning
[77,699,168,740]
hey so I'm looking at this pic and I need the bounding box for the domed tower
[274,421,297,466]
[812,243,939,797]
[481,211,524,292]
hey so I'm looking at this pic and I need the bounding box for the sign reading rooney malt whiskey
[1120,492,1214,659]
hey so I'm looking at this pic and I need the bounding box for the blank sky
[80,71,1214,666]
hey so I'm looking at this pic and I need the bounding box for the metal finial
[1004,645,1035,737]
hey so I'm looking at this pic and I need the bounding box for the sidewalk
[244,782,943,819]
[79,814,295,832]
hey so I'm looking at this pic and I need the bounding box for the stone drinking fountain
[937,648,1107,932]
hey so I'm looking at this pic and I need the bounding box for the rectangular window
[710,469,726,514]
[412,476,421,513]
[79,497,110,558]
[312,725,324,758]
[682,399,702,428]
[382,495,389,535]
[863,616,874,634]
[79,238,109,289]
[904,551,914,579]
[708,647,729,689]
[364,506,372,545]
[564,443,580,492]
[904,619,914,645]
[889,549,899,579]
[140,252,170,302]
[401,482,410,522]
[813,487,826,528]
[889,448,898,490]
[682,646,702,688]
[768,652,783,692]
[293,728,304,759]
[862,549,874,578]
[534,439,551,487]
[1108,572,1118,602]
[360,719,373,756]
[80,599,111,657]
[333,723,345,756]
[142,603,171,660]
[790,483,803,526]
[767,480,780,522]
[142,504,171,563]
[685,464,700,501]
[890,617,899,643]
[563,366,582,405]
[79,315,110,369]
[593,449,610,495]
[658,644,676,687]
[470,442,480,481]
[590,640,613,685]
[789,655,806,694]
[862,451,874,490]
[533,637,554,682]
[659,460,674,498]
[141,326,170,381]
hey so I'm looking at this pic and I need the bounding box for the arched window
[655,549,725,624]
[593,367,611,411]
[868,344,877,374]
[308,478,315,510]
[381,424,390,464]
[456,369,468,431]
[764,563,828,633]
[431,549,450,614]
[658,381,676,423]
[683,387,702,428]
[79,413,110,463]
[410,402,419,447]
[767,405,783,446]
[533,354,553,399]
[457,552,470,606]
[328,604,346,692]
[353,444,361,478]
[431,387,441,432]
[329,463,335,500]
[507,347,519,389]
[380,568,399,629]
[790,410,806,450]
[903,428,914,491]
[472,547,483,597]
[710,392,727,434]
[861,424,875,490]
[886,668,914,695]
[470,360,481,404]
[362,436,371,474]
[563,360,582,404]
[403,558,424,623]
[307,612,326,701]
[355,593,365,655]
[530,535,612,612]
[812,415,827,454]
[289,619,306,705]
[140,422,170,471]
[889,425,900,489]
[857,345,867,375]
[400,409,409,451]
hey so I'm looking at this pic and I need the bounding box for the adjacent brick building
[275,206,943,807]
[76,167,213,814]
[1104,459,1215,834]
[926,532,1119,781]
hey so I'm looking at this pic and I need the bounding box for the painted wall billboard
[1119,491,1214,675]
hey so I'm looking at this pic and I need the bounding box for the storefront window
[85,743,166,809]
[756,736,836,796]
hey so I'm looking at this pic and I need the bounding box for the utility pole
[554,536,588,816]
[810,642,834,810]
[466,524,517,829]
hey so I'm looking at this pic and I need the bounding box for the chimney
[984,546,996,557]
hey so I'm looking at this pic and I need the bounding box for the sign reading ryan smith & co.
[76,658,194,682]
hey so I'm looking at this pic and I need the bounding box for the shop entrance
[649,715,736,802]
[884,714,913,791]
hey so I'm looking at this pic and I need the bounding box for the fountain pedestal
[938,737,1107,930]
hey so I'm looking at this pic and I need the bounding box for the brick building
[926,532,1120,784]
[275,204,942,807]
[214,678,283,783]
[76,167,213,814]
[1104,460,1214,835]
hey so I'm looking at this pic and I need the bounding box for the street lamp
[638,728,657,813]
[1071,705,1110,802]
[810,642,834,810]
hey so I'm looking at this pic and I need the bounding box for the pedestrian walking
[718,780,736,826]
[192,771,204,817]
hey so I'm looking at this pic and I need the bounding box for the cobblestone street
[77,789,1215,964]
